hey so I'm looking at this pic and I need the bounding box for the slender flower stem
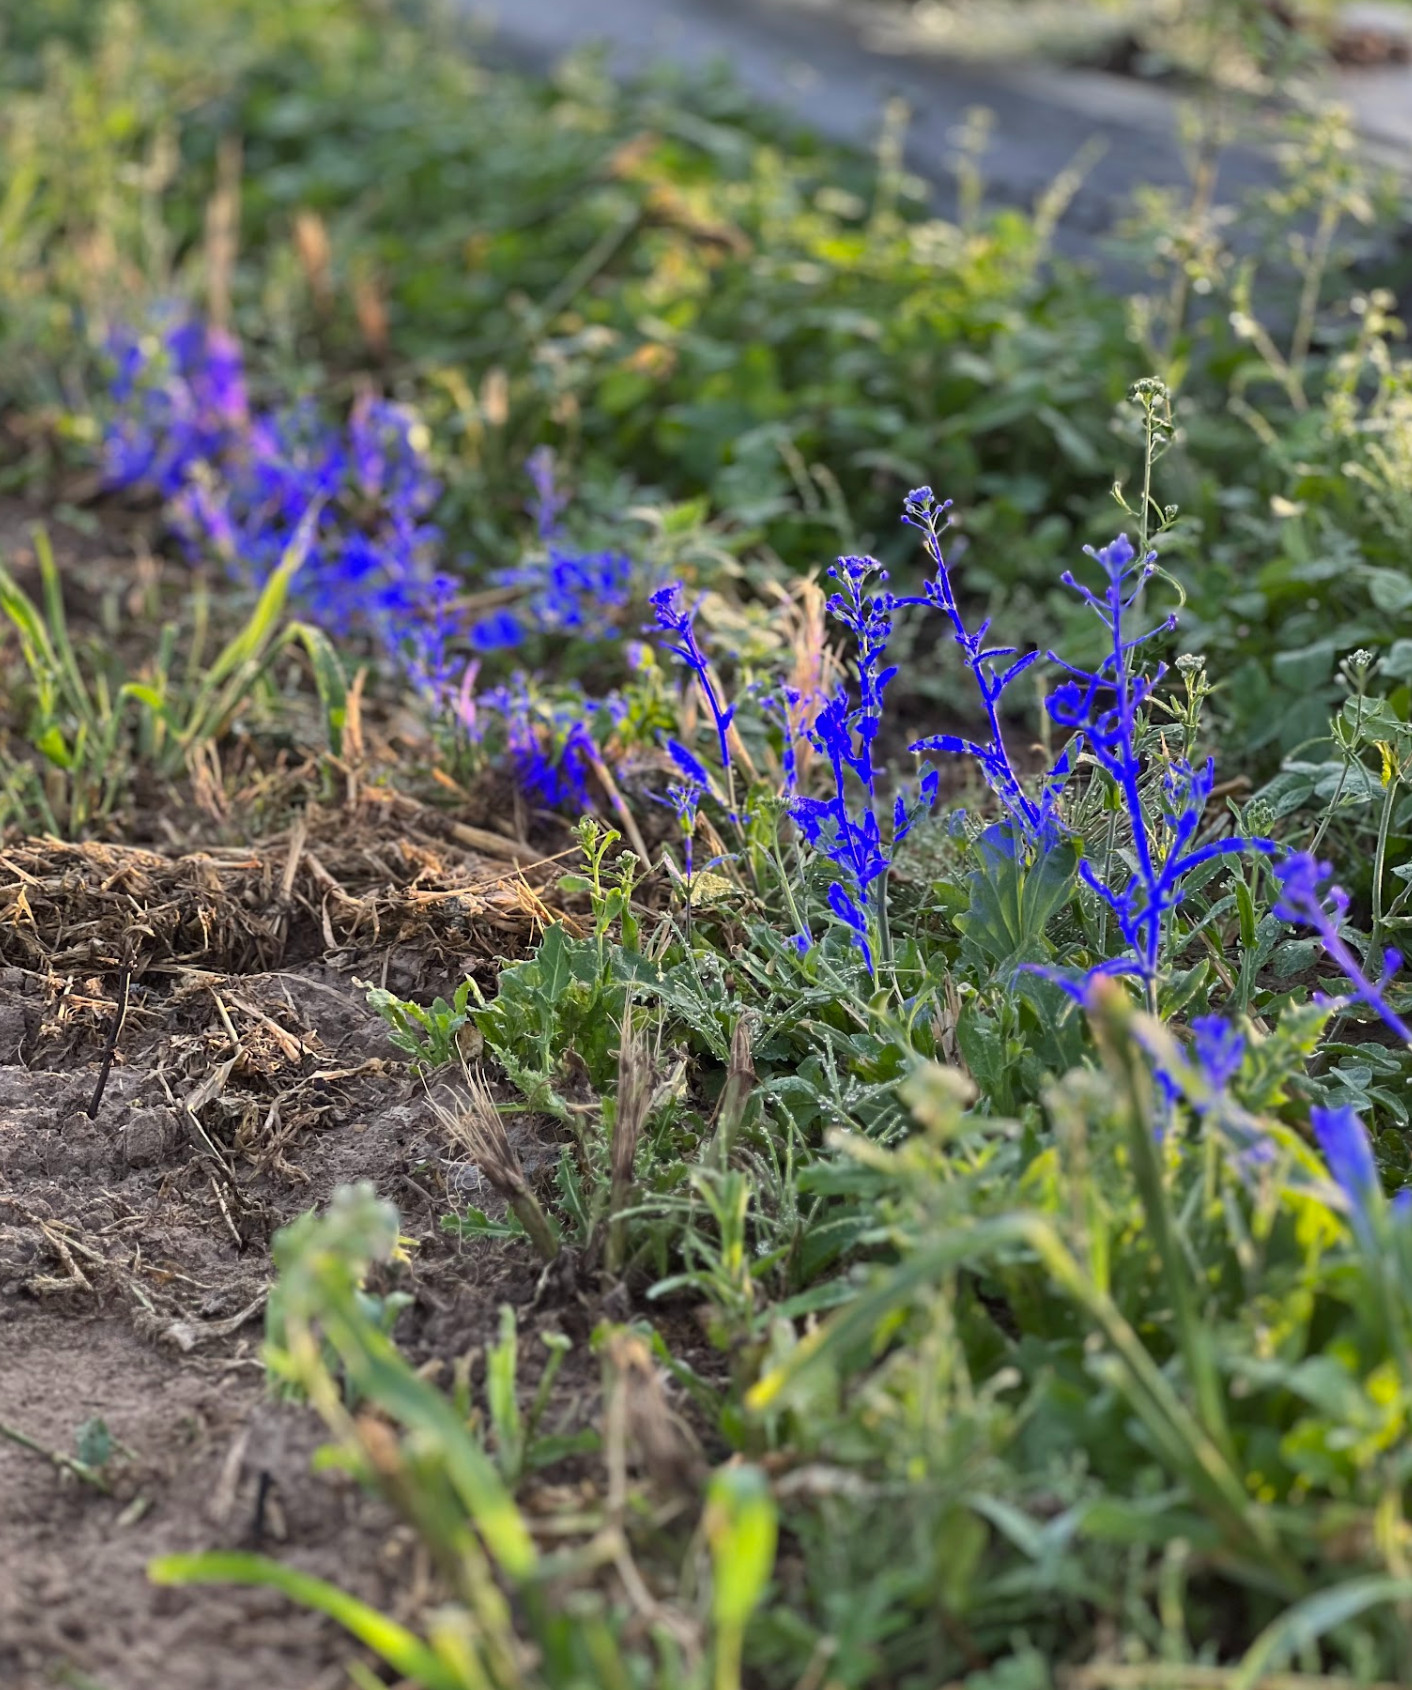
[1368,771,1402,980]
[1308,686,1367,860]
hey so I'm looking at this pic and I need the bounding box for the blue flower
[789,551,938,973]
[1191,1015,1244,1100]
[762,686,808,795]
[525,445,568,540]
[901,487,1064,850]
[1042,535,1276,992]
[485,679,597,810]
[650,583,735,776]
[828,882,874,977]
[666,738,712,788]
[471,610,527,652]
[536,546,633,635]
[1311,1103,1379,1235]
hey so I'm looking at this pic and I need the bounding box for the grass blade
[148,1552,468,1690]
[286,619,348,754]
[1233,1575,1412,1690]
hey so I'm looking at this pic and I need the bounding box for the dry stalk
[443,1070,559,1264]
[710,1014,757,1162]
[606,1006,655,1273]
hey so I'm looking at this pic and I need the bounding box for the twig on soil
[207,1425,252,1526]
[304,1059,387,1083]
[0,1198,104,1293]
[86,957,133,1119]
[156,1058,242,1192]
[383,790,545,863]
[208,988,242,1050]
[210,1175,243,1251]
[33,1222,94,1293]
[160,1288,268,1352]
[279,810,308,904]
[224,993,315,1064]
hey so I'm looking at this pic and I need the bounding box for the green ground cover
[4,1,1412,1686]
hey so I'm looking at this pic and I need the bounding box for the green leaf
[955,836,1078,974]
[74,1415,113,1469]
[1234,1575,1412,1690]
[33,525,98,731]
[486,1304,524,1482]
[705,1464,778,1630]
[534,923,573,1006]
[182,506,320,752]
[120,681,170,715]
[34,723,74,769]
[148,1553,465,1690]
[286,620,349,755]
[0,555,61,719]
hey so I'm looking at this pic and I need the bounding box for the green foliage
[361,976,477,1073]
[5,0,1408,1680]
[0,0,1136,580]
[0,516,346,831]
[744,998,1412,1682]
[156,1182,779,1690]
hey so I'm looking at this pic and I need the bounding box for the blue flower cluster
[476,677,602,810]
[470,449,632,653]
[104,314,453,699]
[105,319,645,795]
[106,315,247,496]
[473,548,634,653]
[1042,534,1277,998]
[902,487,1069,849]
[791,555,938,974]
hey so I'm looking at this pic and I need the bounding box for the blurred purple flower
[1191,1015,1245,1095]
[1311,1102,1380,1241]
[1274,853,1412,1044]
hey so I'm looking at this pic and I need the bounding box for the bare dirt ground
[0,497,727,1690]
[0,786,573,1689]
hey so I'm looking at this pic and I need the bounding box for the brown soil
[0,497,728,1690]
[0,814,574,1690]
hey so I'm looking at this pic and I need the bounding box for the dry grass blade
[602,1328,704,1504]
[443,1070,559,1264]
[710,1014,757,1162]
[606,1006,655,1273]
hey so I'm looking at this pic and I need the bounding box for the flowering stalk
[649,584,738,818]
[901,487,1069,852]
[663,738,709,890]
[1046,534,1276,1009]
[792,556,937,977]
[1273,853,1412,1045]
[525,444,568,541]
